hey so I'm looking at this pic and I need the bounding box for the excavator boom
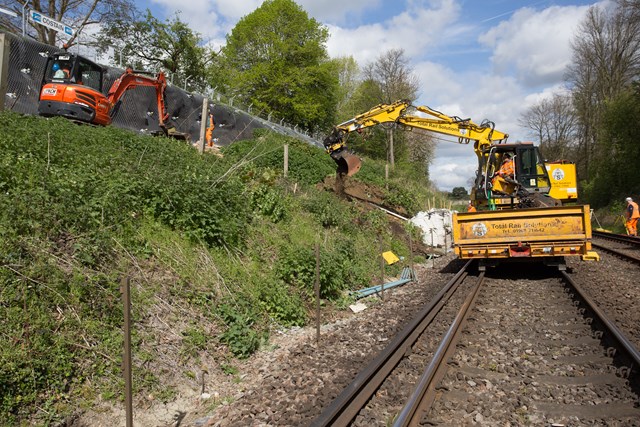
[106,69,169,124]
[324,99,508,177]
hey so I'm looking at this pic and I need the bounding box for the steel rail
[560,270,640,393]
[393,272,485,427]
[310,260,473,427]
[591,242,640,263]
[593,230,640,246]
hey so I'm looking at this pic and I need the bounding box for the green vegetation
[583,84,640,208]
[0,112,432,424]
[220,0,338,131]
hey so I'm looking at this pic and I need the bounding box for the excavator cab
[478,143,558,209]
[39,53,109,124]
[43,53,104,92]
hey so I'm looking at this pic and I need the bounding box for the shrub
[302,189,347,228]
[216,301,261,359]
[251,184,289,223]
[221,132,335,186]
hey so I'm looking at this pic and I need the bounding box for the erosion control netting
[2,31,320,147]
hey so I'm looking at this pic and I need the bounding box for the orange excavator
[38,52,187,139]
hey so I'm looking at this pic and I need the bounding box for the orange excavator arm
[106,68,169,125]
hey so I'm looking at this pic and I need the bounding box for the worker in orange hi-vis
[496,154,515,180]
[625,197,640,236]
[467,200,476,212]
[205,113,215,147]
[491,153,516,194]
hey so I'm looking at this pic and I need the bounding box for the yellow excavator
[324,100,598,266]
[323,99,561,210]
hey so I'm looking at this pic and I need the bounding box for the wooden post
[198,98,209,154]
[315,243,320,346]
[121,277,133,427]
[284,144,289,178]
[0,34,10,112]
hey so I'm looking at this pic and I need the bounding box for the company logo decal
[471,222,488,237]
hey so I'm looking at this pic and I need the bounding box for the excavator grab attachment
[331,150,362,176]
[323,128,362,176]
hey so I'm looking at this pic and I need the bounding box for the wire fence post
[121,276,133,427]
[198,97,208,154]
[0,34,9,112]
[283,144,289,178]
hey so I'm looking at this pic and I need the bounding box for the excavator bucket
[333,152,362,176]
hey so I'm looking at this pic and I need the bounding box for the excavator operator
[497,154,515,180]
[491,153,515,194]
[52,62,70,79]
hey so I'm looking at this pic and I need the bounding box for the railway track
[593,230,640,262]
[312,260,640,426]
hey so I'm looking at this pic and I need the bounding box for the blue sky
[135,0,604,190]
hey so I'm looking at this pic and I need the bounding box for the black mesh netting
[2,31,321,148]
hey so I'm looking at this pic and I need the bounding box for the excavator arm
[324,99,564,210]
[106,69,169,125]
[324,99,508,176]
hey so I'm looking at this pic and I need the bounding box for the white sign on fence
[29,10,75,37]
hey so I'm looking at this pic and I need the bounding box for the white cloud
[145,0,258,40]
[430,153,477,191]
[478,5,591,88]
[209,0,262,20]
[297,0,381,24]
[325,0,462,64]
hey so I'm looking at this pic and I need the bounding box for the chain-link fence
[2,31,322,148]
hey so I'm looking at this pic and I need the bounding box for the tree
[340,79,388,161]
[362,49,420,105]
[331,56,361,122]
[0,0,135,48]
[361,48,421,169]
[518,93,578,162]
[450,187,468,199]
[97,11,210,88]
[566,0,640,180]
[584,83,640,207]
[221,0,338,132]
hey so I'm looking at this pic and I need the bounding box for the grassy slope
[0,111,436,425]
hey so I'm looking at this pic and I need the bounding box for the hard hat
[626,197,633,202]
[52,63,60,71]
